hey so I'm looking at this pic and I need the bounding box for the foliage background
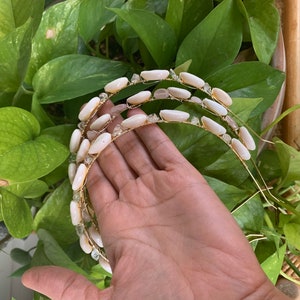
[0,0,299,297]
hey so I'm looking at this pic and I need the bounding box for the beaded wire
[68,69,266,274]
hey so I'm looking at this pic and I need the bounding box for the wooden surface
[282,0,300,149]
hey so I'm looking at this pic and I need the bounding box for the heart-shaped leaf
[0,107,69,183]
[32,54,130,104]
[176,0,243,77]
[111,7,177,68]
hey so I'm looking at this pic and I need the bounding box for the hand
[22,102,289,299]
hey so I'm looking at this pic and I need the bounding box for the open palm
[22,104,288,300]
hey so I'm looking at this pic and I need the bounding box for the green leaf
[10,248,32,265]
[0,0,44,38]
[0,107,69,183]
[0,188,33,238]
[78,0,124,42]
[176,0,243,77]
[204,176,249,210]
[32,54,130,103]
[0,135,69,183]
[37,228,88,276]
[33,180,77,245]
[261,244,286,284]
[25,0,81,84]
[283,223,300,250]
[232,195,265,233]
[41,124,75,147]
[166,0,213,42]
[3,180,48,199]
[0,19,32,92]
[0,107,40,153]
[31,96,55,130]
[243,0,280,64]
[274,138,300,188]
[206,62,285,115]
[10,264,31,277]
[111,8,177,67]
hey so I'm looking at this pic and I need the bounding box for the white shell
[168,87,191,100]
[69,129,82,153]
[159,109,190,122]
[68,163,77,183]
[90,114,111,131]
[201,116,226,136]
[153,88,169,99]
[231,138,251,160]
[104,77,129,94]
[79,234,93,254]
[121,114,148,129]
[202,98,228,116]
[99,256,112,274]
[179,72,205,89]
[127,90,152,105]
[72,163,88,191]
[189,96,202,104]
[78,97,101,121]
[70,200,82,226]
[211,88,233,107]
[239,126,256,150]
[76,139,90,163]
[88,132,112,155]
[88,227,103,248]
[140,70,169,81]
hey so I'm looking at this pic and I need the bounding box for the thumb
[22,266,112,300]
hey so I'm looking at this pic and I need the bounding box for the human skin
[22,103,290,300]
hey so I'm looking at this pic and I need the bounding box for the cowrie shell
[121,114,148,129]
[78,97,101,121]
[153,88,169,99]
[90,114,111,131]
[231,138,251,160]
[70,200,82,226]
[202,98,228,116]
[140,69,169,81]
[239,126,256,151]
[179,72,205,89]
[189,96,202,104]
[211,88,232,107]
[79,234,93,254]
[69,129,82,153]
[104,77,129,94]
[168,87,191,100]
[76,139,90,163]
[88,132,112,155]
[68,163,77,183]
[160,109,190,122]
[99,256,112,274]
[201,116,226,136]
[72,163,88,191]
[127,91,152,105]
[88,226,103,248]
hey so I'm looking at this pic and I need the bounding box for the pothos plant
[0,0,299,297]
